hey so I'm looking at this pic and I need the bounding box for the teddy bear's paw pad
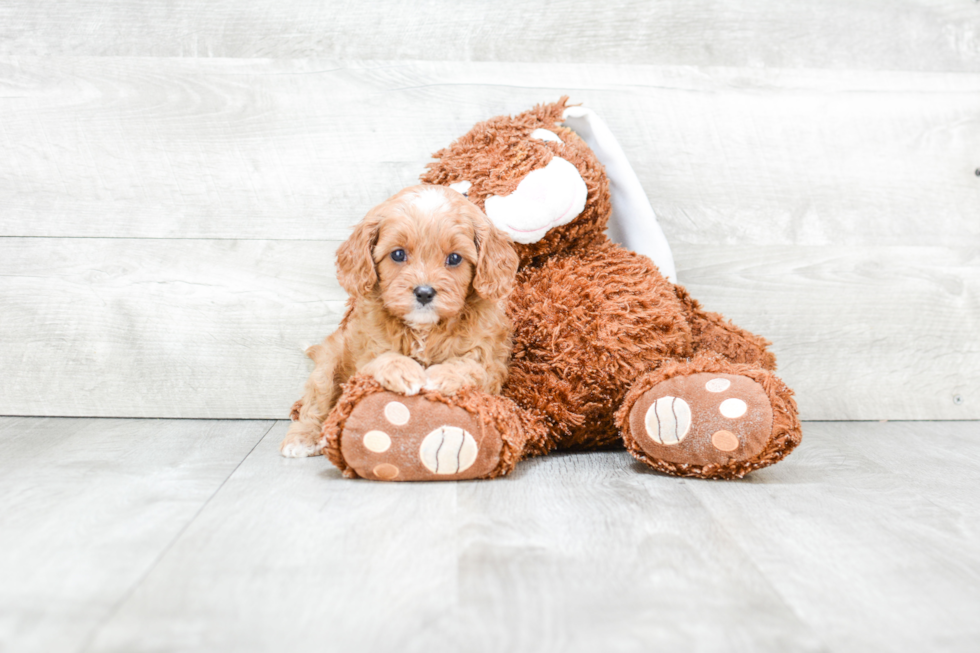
[629,373,773,467]
[339,392,501,481]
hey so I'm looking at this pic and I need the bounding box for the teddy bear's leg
[615,355,801,479]
[673,285,777,370]
[320,376,550,481]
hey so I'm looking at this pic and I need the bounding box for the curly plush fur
[319,98,802,479]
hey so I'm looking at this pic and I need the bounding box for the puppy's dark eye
[446,253,463,267]
[390,249,407,263]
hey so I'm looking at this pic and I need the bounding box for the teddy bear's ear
[336,210,382,298]
[469,204,519,302]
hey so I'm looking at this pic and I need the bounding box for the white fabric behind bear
[562,106,677,283]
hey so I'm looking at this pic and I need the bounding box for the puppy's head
[336,185,518,327]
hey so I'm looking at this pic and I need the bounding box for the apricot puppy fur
[280,185,519,457]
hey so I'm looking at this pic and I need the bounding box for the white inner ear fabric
[483,157,587,244]
[531,128,563,143]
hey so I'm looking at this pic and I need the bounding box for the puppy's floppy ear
[336,210,382,298]
[469,204,519,301]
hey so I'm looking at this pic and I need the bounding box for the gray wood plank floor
[2,417,978,653]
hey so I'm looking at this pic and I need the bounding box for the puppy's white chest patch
[407,327,431,364]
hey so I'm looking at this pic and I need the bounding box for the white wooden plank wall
[1,1,978,72]
[1,6,978,420]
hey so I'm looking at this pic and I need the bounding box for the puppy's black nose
[414,285,436,305]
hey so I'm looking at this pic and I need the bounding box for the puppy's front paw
[279,423,324,458]
[424,363,469,395]
[364,354,427,396]
[281,439,321,458]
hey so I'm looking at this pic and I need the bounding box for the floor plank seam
[74,420,277,653]
[682,482,822,645]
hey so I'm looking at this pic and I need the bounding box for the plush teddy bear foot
[334,392,504,481]
[320,377,535,481]
[619,362,801,479]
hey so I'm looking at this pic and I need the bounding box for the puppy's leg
[425,334,510,395]
[424,358,491,395]
[280,331,345,458]
[360,352,427,396]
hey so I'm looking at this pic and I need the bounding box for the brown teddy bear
[319,98,802,481]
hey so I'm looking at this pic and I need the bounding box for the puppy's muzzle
[414,285,436,306]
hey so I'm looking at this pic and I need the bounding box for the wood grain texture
[0,1,978,72]
[1,238,976,420]
[686,420,980,652]
[86,421,820,653]
[675,244,980,421]
[0,237,346,419]
[64,419,979,653]
[0,416,273,653]
[1,58,978,246]
[2,60,977,420]
[88,421,465,653]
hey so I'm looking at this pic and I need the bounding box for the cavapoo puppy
[280,184,519,457]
